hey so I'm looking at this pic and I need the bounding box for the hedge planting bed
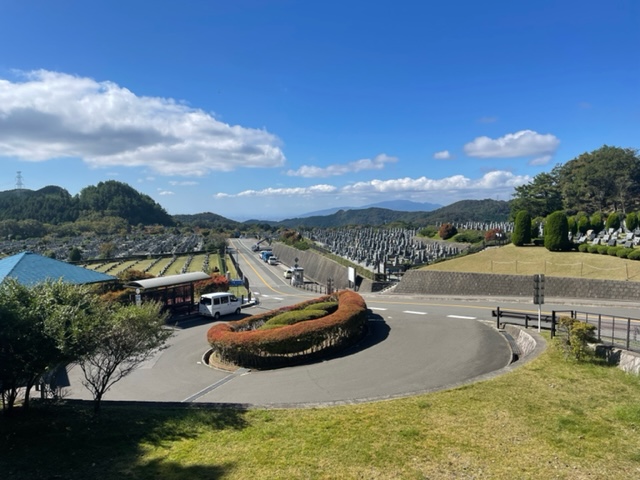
[206,290,368,369]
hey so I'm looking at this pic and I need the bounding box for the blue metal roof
[0,251,116,286]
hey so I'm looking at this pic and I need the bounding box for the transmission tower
[15,171,24,190]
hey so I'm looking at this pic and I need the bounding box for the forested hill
[0,181,175,226]
[275,199,511,228]
[173,212,241,230]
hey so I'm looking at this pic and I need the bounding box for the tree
[68,247,82,262]
[590,212,604,233]
[625,212,638,231]
[606,212,621,231]
[79,301,172,414]
[438,223,457,240]
[544,211,570,251]
[512,210,532,246]
[510,169,563,219]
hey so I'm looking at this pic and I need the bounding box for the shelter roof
[126,271,210,290]
[0,251,116,286]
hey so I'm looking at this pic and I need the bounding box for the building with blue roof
[0,251,116,286]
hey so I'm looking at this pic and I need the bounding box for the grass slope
[2,341,639,479]
[424,243,640,281]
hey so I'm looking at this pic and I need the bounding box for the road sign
[533,273,545,305]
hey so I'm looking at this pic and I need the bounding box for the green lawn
[424,243,640,281]
[2,340,639,479]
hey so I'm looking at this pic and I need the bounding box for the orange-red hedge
[206,290,367,369]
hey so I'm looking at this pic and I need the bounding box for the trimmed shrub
[453,231,484,243]
[207,291,368,369]
[260,309,327,329]
[438,223,458,240]
[616,247,634,258]
[625,212,638,231]
[590,212,604,233]
[597,245,609,255]
[512,210,532,246]
[576,213,591,234]
[587,244,599,253]
[606,212,621,231]
[577,243,589,253]
[628,250,640,261]
[304,301,338,314]
[607,246,621,256]
[544,211,570,251]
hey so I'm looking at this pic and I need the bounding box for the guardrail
[492,307,640,354]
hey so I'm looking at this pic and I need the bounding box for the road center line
[403,310,427,315]
[182,368,249,403]
[448,315,477,320]
[368,307,387,311]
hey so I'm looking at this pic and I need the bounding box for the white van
[199,292,241,319]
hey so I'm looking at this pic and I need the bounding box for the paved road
[64,239,639,407]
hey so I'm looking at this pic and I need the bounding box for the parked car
[198,292,241,319]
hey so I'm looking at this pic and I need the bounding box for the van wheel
[214,312,220,320]
[235,308,241,315]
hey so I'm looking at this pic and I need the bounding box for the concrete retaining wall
[504,325,537,358]
[272,244,373,291]
[394,270,640,302]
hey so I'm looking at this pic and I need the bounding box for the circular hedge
[206,290,368,369]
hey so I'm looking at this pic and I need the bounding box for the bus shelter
[126,271,210,316]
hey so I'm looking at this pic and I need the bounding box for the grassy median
[2,338,639,479]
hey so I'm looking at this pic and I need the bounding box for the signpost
[533,273,545,331]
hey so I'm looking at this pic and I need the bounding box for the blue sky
[0,1,637,221]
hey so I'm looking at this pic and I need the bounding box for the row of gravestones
[304,227,463,272]
[0,233,205,261]
[573,227,640,248]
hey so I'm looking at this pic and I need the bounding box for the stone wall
[394,270,640,302]
[272,244,373,291]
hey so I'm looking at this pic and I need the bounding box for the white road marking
[369,307,387,311]
[448,315,477,320]
[403,310,427,315]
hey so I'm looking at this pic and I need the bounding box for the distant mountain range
[298,200,443,218]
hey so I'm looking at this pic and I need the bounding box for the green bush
[558,317,597,361]
[607,246,621,256]
[587,244,599,253]
[418,226,438,238]
[590,212,604,233]
[616,247,634,258]
[304,301,338,313]
[625,212,638,231]
[606,212,621,231]
[512,210,532,246]
[628,250,640,261]
[453,231,484,243]
[260,309,327,329]
[576,213,591,234]
[578,243,589,253]
[597,245,609,255]
[544,211,570,251]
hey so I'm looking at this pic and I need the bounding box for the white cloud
[215,184,337,198]
[215,171,530,199]
[529,155,552,166]
[169,180,199,186]
[464,130,559,159]
[286,153,397,178]
[433,150,452,160]
[158,190,174,195]
[0,70,285,175]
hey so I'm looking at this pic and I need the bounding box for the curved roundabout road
[64,240,534,407]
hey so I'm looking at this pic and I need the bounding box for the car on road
[199,292,241,319]
[268,256,278,265]
[284,268,293,279]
